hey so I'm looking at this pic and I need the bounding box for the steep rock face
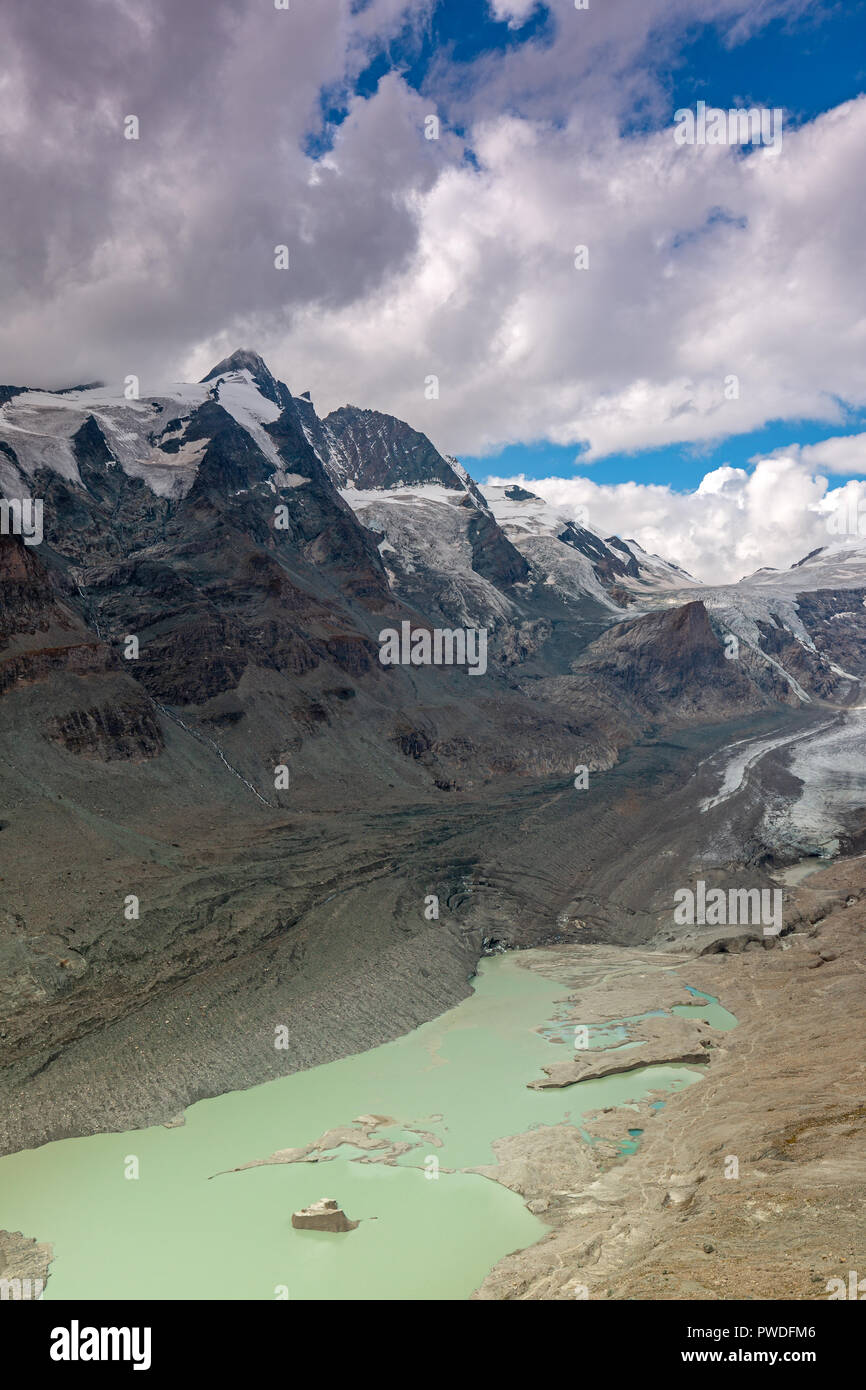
[315,404,467,492]
[558,522,640,586]
[466,508,530,587]
[0,535,164,759]
[0,534,59,643]
[568,600,764,726]
[261,400,391,605]
[784,589,866,680]
[753,616,844,701]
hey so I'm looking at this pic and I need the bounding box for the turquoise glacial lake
[0,954,716,1300]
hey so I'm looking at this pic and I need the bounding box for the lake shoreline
[0,942,731,1300]
[3,852,861,1301]
[474,854,866,1300]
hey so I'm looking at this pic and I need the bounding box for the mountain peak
[200,349,292,412]
[200,349,273,383]
[320,404,474,495]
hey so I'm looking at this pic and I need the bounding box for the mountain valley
[2,351,866,1302]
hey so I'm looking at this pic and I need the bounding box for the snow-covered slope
[481,483,699,606]
[341,484,521,632]
[607,537,702,591]
[0,381,210,499]
[0,350,307,502]
[738,541,866,593]
[625,541,866,706]
[0,375,292,502]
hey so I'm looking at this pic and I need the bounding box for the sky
[1,0,865,581]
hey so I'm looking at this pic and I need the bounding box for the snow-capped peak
[201,349,274,383]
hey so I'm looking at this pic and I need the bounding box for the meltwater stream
[0,954,731,1300]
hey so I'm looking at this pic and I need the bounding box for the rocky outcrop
[291,1199,358,1233]
[0,535,165,758]
[569,600,764,725]
[466,508,530,587]
[792,589,866,677]
[316,405,467,493]
[0,1230,52,1299]
[559,522,640,586]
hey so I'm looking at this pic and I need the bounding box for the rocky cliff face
[571,600,763,724]
[0,535,164,757]
[308,401,470,494]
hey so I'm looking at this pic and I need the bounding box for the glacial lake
[0,954,716,1300]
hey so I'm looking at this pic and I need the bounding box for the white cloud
[488,455,866,585]
[218,93,866,466]
[488,0,540,29]
[766,431,866,475]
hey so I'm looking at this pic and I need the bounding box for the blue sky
[349,0,866,129]
[464,410,866,491]
[666,4,866,127]
[469,405,866,494]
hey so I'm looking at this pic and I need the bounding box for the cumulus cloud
[487,456,866,585]
[770,432,866,475]
[251,94,866,463]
